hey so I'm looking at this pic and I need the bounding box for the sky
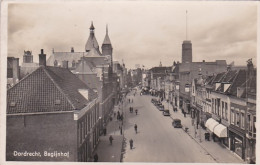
[7,1,257,69]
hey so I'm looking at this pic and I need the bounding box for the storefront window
[234,138,243,158]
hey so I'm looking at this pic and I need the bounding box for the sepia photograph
[0,0,258,164]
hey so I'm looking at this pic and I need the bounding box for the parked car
[172,119,182,128]
[157,105,164,111]
[151,98,157,103]
[163,109,170,116]
[156,102,162,107]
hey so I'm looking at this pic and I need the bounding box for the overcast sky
[8,1,257,69]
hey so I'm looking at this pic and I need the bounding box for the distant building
[47,22,113,68]
[182,40,192,63]
[6,50,99,161]
[7,57,20,88]
[177,60,227,114]
[20,50,39,78]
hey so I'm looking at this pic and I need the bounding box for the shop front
[229,126,246,160]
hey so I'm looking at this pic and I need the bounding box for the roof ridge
[43,67,76,109]
[7,66,42,91]
[227,70,241,94]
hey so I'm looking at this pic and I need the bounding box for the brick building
[6,50,99,161]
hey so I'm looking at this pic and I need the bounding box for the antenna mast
[186,10,188,40]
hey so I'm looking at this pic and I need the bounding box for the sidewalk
[161,100,244,164]
[93,104,125,162]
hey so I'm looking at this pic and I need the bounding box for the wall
[6,112,77,161]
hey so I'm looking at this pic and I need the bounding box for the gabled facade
[199,60,256,162]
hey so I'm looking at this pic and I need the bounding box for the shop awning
[214,124,227,137]
[205,118,219,132]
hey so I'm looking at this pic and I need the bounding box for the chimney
[12,58,20,84]
[247,58,254,79]
[39,49,46,66]
[62,61,69,68]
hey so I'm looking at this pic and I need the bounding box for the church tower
[85,22,100,52]
[102,25,113,64]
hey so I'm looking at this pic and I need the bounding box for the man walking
[134,124,138,134]
[109,135,114,145]
[129,139,134,149]
[93,153,98,162]
[135,109,138,115]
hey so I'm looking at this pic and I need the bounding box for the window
[212,99,215,114]
[231,109,235,124]
[55,99,61,105]
[236,112,240,126]
[10,101,16,107]
[82,122,84,142]
[253,116,256,133]
[225,103,228,120]
[241,113,245,129]
[222,101,224,119]
[248,115,252,131]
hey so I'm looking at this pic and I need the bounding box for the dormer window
[55,99,61,105]
[10,101,16,107]
[78,89,89,100]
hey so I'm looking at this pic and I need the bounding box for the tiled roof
[88,47,102,57]
[220,70,238,82]
[47,52,88,67]
[76,74,101,90]
[103,26,112,46]
[227,70,247,96]
[85,34,99,52]
[212,72,225,83]
[7,66,98,114]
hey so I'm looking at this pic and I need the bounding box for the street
[122,90,216,163]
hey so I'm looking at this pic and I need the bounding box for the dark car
[163,109,170,116]
[151,98,157,103]
[172,119,182,128]
[156,102,162,107]
[157,105,164,111]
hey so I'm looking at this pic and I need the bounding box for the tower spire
[106,24,108,35]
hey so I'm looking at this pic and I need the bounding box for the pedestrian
[109,135,114,145]
[129,139,134,149]
[135,109,138,115]
[184,111,186,117]
[119,125,123,135]
[129,107,131,113]
[103,128,107,136]
[121,114,124,121]
[93,153,98,162]
[134,124,138,134]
